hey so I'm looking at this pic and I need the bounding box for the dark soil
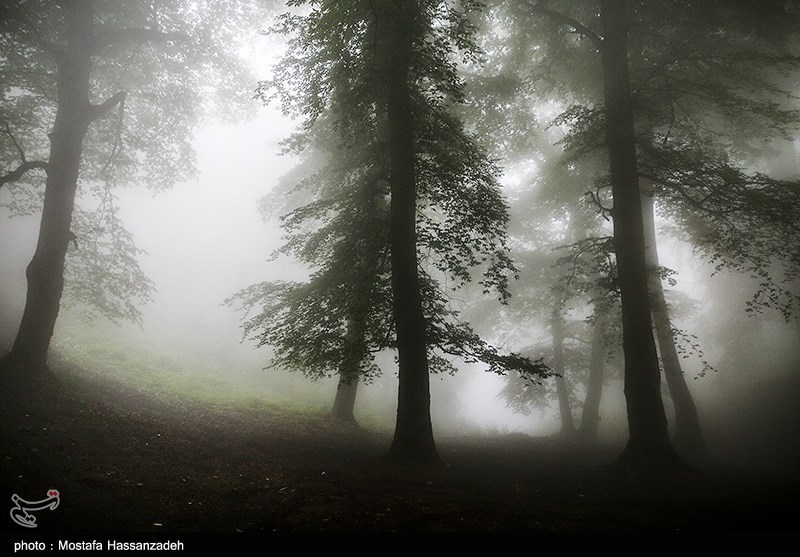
[1,363,797,536]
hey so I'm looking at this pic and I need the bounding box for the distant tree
[0,0,262,376]
[478,0,800,468]
[494,201,621,442]
[555,0,800,459]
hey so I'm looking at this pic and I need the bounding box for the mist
[2,0,799,538]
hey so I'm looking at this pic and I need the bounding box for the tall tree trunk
[380,1,439,465]
[641,191,706,460]
[578,312,608,441]
[551,307,576,437]
[4,1,94,373]
[599,0,678,466]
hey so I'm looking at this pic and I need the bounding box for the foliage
[62,189,155,325]
[0,0,264,324]
[229,0,549,384]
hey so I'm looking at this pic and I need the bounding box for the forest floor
[1,360,798,537]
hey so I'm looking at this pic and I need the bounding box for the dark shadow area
[1,362,796,533]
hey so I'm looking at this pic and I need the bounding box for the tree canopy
[0,0,262,328]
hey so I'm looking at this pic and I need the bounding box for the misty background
[1,2,799,477]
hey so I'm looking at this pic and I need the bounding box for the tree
[493,200,621,442]
[578,311,610,440]
[641,189,705,459]
[596,0,677,466]
[481,0,800,469]
[231,0,547,464]
[0,0,260,375]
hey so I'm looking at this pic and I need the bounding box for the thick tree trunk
[380,1,439,465]
[578,312,608,441]
[4,1,94,374]
[641,192,706,460]
[599,0,679,467]
[551,307,576,438]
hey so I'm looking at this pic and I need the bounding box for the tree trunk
[578,312,608,441]
[380,1,439,465]
[331,313,367,425]
[3,1,94,374]
[551,307,576,437]
[599,0,679,467]
[641,191,706,460]
[332,372,359,424]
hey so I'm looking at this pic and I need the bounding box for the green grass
[49,316,329,419]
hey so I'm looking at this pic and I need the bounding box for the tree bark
[331,314,367,425]
[379,1,439,465]
[551,307,576,437]
[578,312,608,441]
[4,1,95,374]
[599,0,678,466]
[641,191,706,460]
[332,371,359,424]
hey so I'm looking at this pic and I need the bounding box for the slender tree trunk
[331,314,367,425]
[551,307,576,437]
[579,312,608,441]
[641,192,706,460]
[331,99,390,425]
[380,1,439,465]
[3,1,94,374]
[599,0,679,466]
[332,372,359,424]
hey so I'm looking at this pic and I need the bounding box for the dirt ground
[1,363,797,538]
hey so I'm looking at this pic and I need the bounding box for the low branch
[519,0,603,48]
[0,161,49,187]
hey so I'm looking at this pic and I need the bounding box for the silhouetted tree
[0,0,260,375]
[481,0,800,468]
[231,0,547,464]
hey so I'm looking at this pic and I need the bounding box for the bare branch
[89,90,127,122]
[519,0,603,49]
[0,161,49,187]
[2,121,28,162]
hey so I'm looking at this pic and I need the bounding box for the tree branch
[2,121,28,162]
[519,0,603,49]
[0,161,49,187]
[89,90,128,122]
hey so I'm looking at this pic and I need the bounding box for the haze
[1,0,798,536]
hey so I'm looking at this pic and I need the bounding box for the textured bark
[380,1,439,465]
[600,0,678,465]
[641,191,706,460]
[551,308,576,437]
[578,313,608,441]
[4,1,95,373]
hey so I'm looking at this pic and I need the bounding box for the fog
[2,0,799,536]
[4,103,797,466]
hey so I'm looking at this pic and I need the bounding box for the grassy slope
[1,324,798,533]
